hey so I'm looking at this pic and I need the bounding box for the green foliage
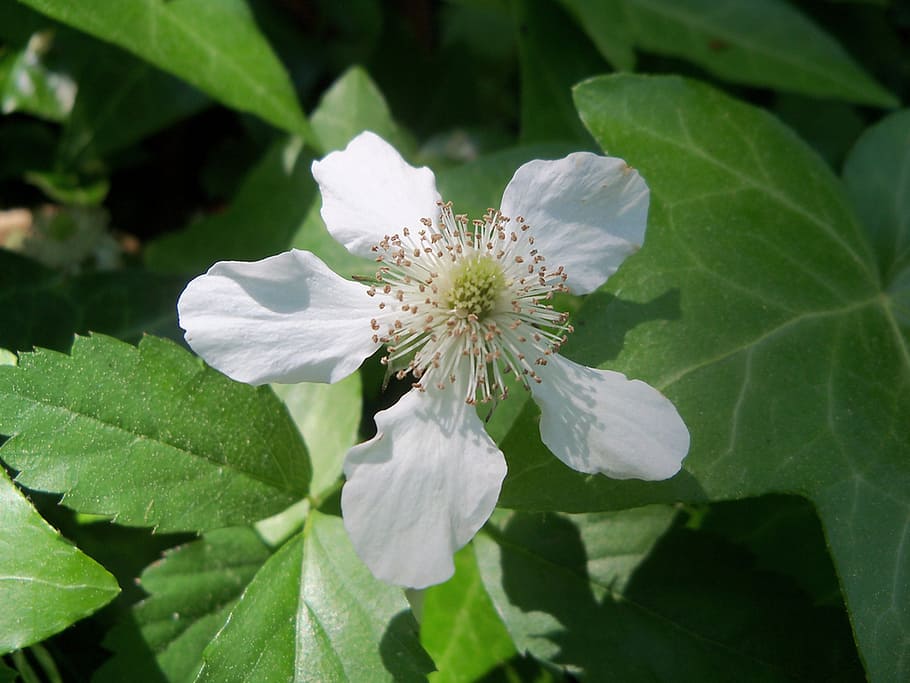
[0,334,311,531]
[18,0,316,144]
[475,507,861,679]
[1,1,907,679]
[560,0,898,106]
[197,512,432,682]
[0,467,119,653]
[96,527,272,683]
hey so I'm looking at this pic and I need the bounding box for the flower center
[366,201,572,404]
[444,254,506,318]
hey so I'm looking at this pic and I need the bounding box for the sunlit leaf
[18,0,316,144]
[0,467,119,653]
[0,334,311,532]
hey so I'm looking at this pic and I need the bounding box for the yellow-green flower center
[444,254,507,318]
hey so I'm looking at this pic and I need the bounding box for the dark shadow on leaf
[491,509,863,680]
[566,287,682,369]
[379,609,436,681]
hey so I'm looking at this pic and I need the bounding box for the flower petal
[311,131,441,258]
[499,152,649,294]
[341,383,507,588]
[178,249,381,385]
[531,354,689,480]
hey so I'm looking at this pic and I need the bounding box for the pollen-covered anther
[365,201,574,404]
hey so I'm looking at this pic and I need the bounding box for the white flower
[177,132,689,589]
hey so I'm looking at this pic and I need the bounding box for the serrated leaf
[145,137,314,275]
[476,508,861,680]
[0,467,119,653]
[0,249,185,353]
[420,544,516,683]
[18,0,316,145]
[560,0,897,106]
[0,334,310,532]
[523,73,910,681]
[96,527,271,683]
[843,109,910,279]
[197,512,432,682]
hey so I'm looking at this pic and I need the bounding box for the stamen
[367,201,573,403]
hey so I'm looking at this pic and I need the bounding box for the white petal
[341,383,507,588]
[178,249,381,385]
[499,153,649,294]
[531,354,689,480]
[311,131,441,258]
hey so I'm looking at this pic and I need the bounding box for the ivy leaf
[843,109,910,279]
[0,467,119,653]
[18,0,316,145]
[476,508,861,680]
[560,0,897,106]
[197,511,433,682]
[0,334,310,532]
[524,73,908,681]
[95,527,271,683]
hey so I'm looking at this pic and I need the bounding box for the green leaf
[96,527,271,683]
[0,334,310,532]
[0,249,185,353]
[475,507,861,679]
[0,30,75,122]
[145,137,315,275]
[698,495,843,607]
[296,511,432,682]
[0,467,119,653]
[513,0,601,144]
[420,544,516,683]
[560,0,897,106]
[198,512,432,682]
[59,52,209,166]
[843,109,910,279]
[195,531,301,682]
[542,73,908,681]
[0,660,14,682]
[311,65,412,156]
[18,0,316,145]
[272,372,361,499]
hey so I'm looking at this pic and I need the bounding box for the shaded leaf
[96,527,271,683]
[843,109,910,279]
[0,334,310,532]
[476,508,861,680]
[145,137,314,275]
[0,249,185,353]
[561,0,897,106]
